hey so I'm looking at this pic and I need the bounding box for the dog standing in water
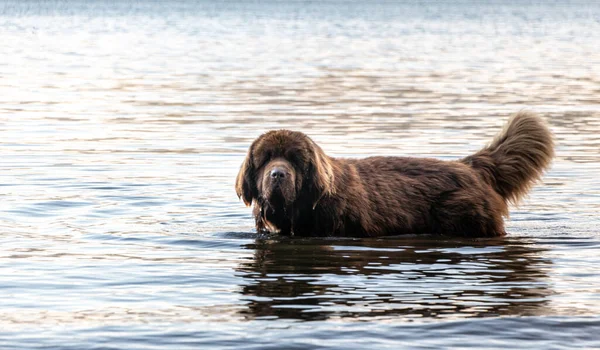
[236,111,554,237]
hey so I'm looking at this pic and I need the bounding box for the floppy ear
[308,140,335,209]
[235,145,257,206]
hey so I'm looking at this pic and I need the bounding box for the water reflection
[237,237,552,321]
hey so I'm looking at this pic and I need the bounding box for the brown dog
[236,111,554,237]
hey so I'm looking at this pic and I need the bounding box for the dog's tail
[461,111,554,204]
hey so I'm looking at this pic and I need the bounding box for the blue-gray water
[1,1,600,349]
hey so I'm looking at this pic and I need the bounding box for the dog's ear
[308,140,335,209]
[235,143,258,206]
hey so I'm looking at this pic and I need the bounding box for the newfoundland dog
[235,111,554,237]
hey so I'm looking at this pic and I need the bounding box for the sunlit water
[1,1,600,348]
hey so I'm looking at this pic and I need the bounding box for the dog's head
[235,130,335,234]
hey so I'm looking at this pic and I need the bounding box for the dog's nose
[270,168,286,179]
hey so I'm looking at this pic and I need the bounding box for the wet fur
[236,111,554,237]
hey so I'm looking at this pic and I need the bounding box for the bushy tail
[462,111,554,204]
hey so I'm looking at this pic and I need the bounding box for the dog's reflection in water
[236,236,552,321]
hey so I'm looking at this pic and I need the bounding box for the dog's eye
[288,154,305,170]
[255,151,272,168]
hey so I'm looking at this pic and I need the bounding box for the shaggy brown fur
[236,111,554,237]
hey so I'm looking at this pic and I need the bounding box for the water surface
[1,1,600,349]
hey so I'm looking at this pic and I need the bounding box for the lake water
[1,0,600,348]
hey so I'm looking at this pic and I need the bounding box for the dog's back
[343,111,555,237]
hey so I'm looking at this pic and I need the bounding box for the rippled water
[1,0,600,348]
